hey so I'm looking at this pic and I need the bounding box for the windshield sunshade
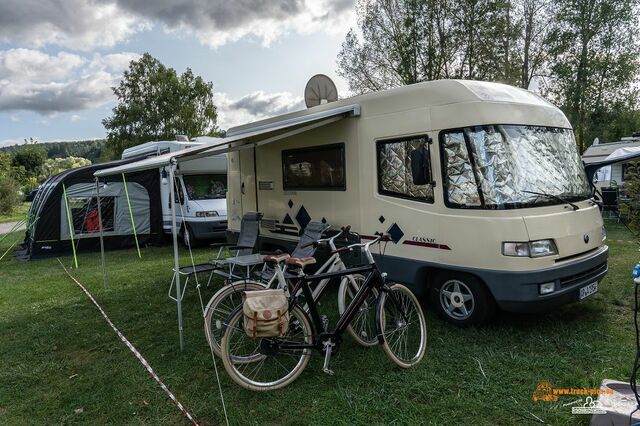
[183,174,227,200]
[441,125,590,209]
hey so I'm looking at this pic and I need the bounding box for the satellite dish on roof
[304,74,338,108]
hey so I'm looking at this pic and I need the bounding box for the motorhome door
[227,148,257,230]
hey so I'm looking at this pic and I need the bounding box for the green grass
[0,224,637,425]
[0,202,30,224]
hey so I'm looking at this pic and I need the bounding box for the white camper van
[122,140,227,246]
[225,79,608,326]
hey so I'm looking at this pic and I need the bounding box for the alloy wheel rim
[440,279,474,320]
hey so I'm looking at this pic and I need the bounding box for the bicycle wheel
[338,274,378,347]
[204,280,266,357]
[377,283,427,368]
[220,304,313,391]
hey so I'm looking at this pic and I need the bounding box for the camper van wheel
[182,225,195,248]
[431,272,494,327]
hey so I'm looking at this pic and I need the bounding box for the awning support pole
[62,183,79,269]
[169,160,184,350]
[95,178,108,289]
[121,173,142,259]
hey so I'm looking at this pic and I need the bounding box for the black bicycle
[219,232,428,391]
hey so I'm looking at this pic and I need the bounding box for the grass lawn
[0,221,637,425]
[0,202,30,224]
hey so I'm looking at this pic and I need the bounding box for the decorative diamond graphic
[378,215,386,224]
[295,205,311,230]
[387,223,404,243]
[321,217,327,224]
[282,213,294,225]
[288,199,294,209]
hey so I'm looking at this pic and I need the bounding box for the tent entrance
[60,182,151,241]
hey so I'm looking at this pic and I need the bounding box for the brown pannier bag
[243,289,289,338]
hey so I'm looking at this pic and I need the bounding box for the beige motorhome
[222,79,607,326]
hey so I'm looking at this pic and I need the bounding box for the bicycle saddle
[264,253,291,264]
[285,256,317,268]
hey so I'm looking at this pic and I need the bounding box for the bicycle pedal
[322,340,334,375]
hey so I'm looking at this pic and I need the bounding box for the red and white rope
[58,259,200,425]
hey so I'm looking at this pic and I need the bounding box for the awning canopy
[94,103,360,177]
[584,146,640,186]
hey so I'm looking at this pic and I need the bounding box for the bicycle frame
[279,264,386,351]
[254,231,358,303]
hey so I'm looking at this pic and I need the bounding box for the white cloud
[71,114,84,122]
[215,90,305,130]
[0,138,21,148]
[0,0,148,51]
[9,115,19,122]
[0,48,139,115]
[0,0,354,50]
[155,0,357,48]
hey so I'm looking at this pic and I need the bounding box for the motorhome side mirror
[410,148,430,185]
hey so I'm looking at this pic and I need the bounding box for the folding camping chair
[253,220,330,282]
[211,212,263,280]
[168,211,262,303]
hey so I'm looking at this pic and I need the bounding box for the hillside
[0,139,109,163]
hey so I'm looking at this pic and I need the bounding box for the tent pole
[95,178,108,289]
[169,160,184,351]
[62,183,79,269]
[121,173,142,259]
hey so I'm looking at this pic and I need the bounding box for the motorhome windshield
[441,125,590,209]
[182,174,227,200]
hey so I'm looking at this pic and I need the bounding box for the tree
[546,0,640,152]
[40,157,92,180]
[11,146,46,178]
[103,53,218,157]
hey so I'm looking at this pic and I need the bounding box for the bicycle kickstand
[322,340,335,376]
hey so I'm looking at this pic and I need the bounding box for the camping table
[213,253,266,280]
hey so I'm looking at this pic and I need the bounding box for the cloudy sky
[0,0,357,147]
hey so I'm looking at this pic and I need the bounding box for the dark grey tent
[17,159,163,261]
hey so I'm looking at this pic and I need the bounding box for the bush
[0,176,21,214]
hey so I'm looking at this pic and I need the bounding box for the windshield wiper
[522,190,579,211]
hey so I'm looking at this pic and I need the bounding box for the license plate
[579,282,598,300]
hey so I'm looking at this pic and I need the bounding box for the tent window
[376,136,434,203]
[282,143,346,191]
[69,196,115,234]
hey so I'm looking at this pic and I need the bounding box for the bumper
[478,246,609,312]
[185,219,228,240]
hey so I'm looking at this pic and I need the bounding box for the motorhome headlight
[601,225,606,241]
[502,242,530,257]
[502,240,557,257]
[196,211,219,217]
[529,239,558,257]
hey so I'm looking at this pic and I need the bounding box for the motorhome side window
[440,125,590,209]
[376,136,434,203]
[282,143,346,191]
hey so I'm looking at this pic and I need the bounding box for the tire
[204,280,266,358]
[338,274,378,347]
[377,283,427,368]
[430,271,495,327]
[182,225,193,248]
[220,304,313,391]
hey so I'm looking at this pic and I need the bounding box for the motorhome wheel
[183,225,193,248]
[431,272,495,327]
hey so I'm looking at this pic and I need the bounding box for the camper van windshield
[182,174,227,200]
[441,125,590,209]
